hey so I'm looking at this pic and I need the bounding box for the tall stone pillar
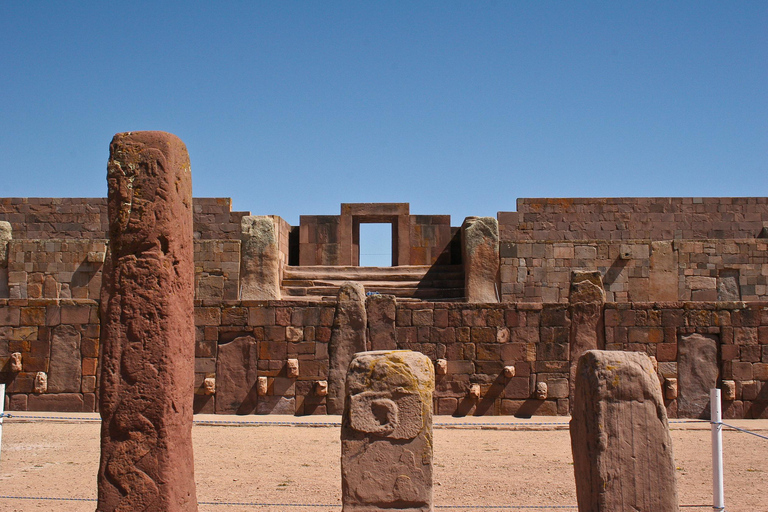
[568,271,605,407]
[0,221,10,298]
[342,350,434,511]
[461,216,499,303]
[98,131,197,511]
[240,215,281,300]
[570,350,678,512]
[327,282,367,414]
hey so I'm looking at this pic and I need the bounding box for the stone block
[47,324,81,393]
[677,333,718,418]
[342,350,434,511]
[240,216,281,300]
[367,294,397,351]
[571,350,678,512]
[462,217,499,303]
[215,336,258,414]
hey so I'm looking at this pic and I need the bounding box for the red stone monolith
[98,131,197,511]
[570,350,678,512]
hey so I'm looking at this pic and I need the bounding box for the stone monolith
[461,216,499,303]
[568,271,605,406]
[240,215,281,300]
[98,131,197,511]
[570,350,678,512]
[0,221,10,298]
[327,282,367,414]
[677,333,718,418]
[342,350,434,512]
[366,294,397,350]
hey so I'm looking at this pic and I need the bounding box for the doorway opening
[359,223,393,267]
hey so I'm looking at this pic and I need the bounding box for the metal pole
[711,388,724,511]
[0,383,5,462]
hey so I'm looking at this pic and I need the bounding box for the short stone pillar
[240,215,281,300]
[461,216,499,303]
[342,350,434,512]
[98,131,197,511]
[570,350,678,512]
[327,282,367,414]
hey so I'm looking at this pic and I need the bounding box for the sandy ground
[0,414,766,512]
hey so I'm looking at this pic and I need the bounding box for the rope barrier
[719,421,768,441]
[0,495,714,509]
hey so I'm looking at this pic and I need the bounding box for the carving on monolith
[240,215,281,300]
[98,131,197,511]
[461,217,499,303]
[342,350,434,512]
[570,350,678,512]
[327,282,367,414]
[568,271,604,406]
[366,294,397,350]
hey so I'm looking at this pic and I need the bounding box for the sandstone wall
[500,239,768,303]
[500,197,768,241]
[0,197,250,240]
[3,298,765,419]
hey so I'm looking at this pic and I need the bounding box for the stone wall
[7,240,106,300]
[500,197,768,241]
[0,299,99,412]
[4,298,765,418]
[500,239,768,303]
[0,197,250,240]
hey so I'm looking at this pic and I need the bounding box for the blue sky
[1,2,766,229]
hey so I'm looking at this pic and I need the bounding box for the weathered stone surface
[568,271,604,408]
[98,131,197,511]
[0,221,11,266]
[535,382,547,400]
[462,217,499,303]
[677,333,718,418]
[503,365,516,378]
[47,324,81,393]
[315,380,328,396]
[366,294,397,350]
[202,377,216,395]
[717,270,741,301]
[287,358,299,378]
[10,352,22,372]
[665,377,678,400]
[240,216,281,300]
[722,380,736,400]
[649,241,678,301]
[215,336,258,414]
[435,359,448,375]
[34,371,47,393]
[257,376,268,396]
[328,282,367,414]
[342,350,434,511]
[570,350,678,512]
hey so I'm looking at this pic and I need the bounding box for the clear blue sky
[2,2,766,227]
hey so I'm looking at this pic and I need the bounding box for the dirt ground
[0,414,765,512]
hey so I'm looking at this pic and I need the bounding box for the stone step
[283,265,464,282]
[281,279,465,289]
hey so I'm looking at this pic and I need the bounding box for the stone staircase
[281,265,465,301]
